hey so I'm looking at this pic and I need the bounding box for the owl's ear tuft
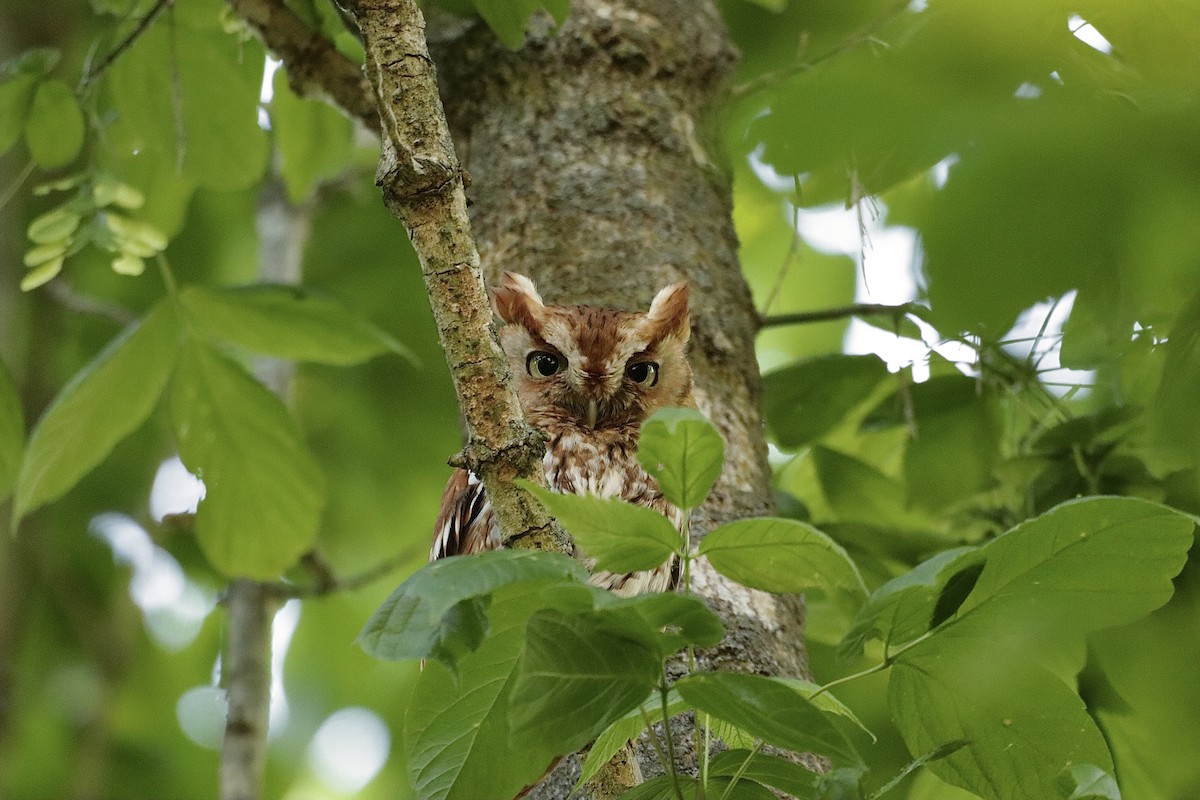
[645,281,690,344]
[491,272,546,333]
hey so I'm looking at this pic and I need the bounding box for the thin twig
[45,281,138,325]
[729,0,912,102]
[759,302,921,329]
[80,0,173,92]
[267,547,419,599]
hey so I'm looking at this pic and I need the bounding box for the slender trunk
[219,178,306,800]
[427,0,815,791]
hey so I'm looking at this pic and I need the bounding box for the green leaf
[698,517,867,603]
[890,633,1114,800]
[1056,764,1120,800]
[270,69,354,202]
[0,75,37,155]
[636,407,725,510]
[708,749,818,798]
[510,608,663,753]
[838,546,981,660]
[519,480,681,572]
[180,284,414,366]
[16,302,180,519]
[1150,290,1200,478]
[577,689,688,790]
[0,361,24,505]
[24,79,85,168]
[675,671,860,765]
[764,354,889,448]
[812,446,912,527]
[406,581,593,800]
[359,549,589,664]
[169,339,325,578]
[950,497,1194,650]
[865,375,1004,511]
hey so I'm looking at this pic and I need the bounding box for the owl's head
[491,272,693,430]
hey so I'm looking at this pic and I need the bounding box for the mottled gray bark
[427,2,814,794]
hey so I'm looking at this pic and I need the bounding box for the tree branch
[341,0,568,553]
[220,580,276,800]
[266,548,420,599]
[759,302,924,329]
[225,0,381,135]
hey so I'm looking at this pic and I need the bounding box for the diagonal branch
[225,0,381,135]
[341,0,568,554]
[759,302,924,329]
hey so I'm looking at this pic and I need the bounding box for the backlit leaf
[636,407,725,510]
[520,480,681,572]
[270,69,355,202]
[16,302,180,519]
[181,284,414,365]
[169,339,325,578]
[24,79,84,168]
[699,517,867,602]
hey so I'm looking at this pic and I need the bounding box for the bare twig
[45,281,138,325]
[759,302,921,329]
[80,0,174,92]
[341,0,567,553]
[267,547,420,599]
[729,0,912,102]
[225,0,381,135]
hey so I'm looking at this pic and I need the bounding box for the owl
[430,271,695,595]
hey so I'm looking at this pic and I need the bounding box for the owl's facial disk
[492,272,692,430]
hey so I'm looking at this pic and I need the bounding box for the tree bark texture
[343,0,570,556]
[426,1,815,793]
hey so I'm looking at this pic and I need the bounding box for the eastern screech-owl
[430,271,695,595]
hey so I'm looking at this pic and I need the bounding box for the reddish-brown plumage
[430,272,696,595]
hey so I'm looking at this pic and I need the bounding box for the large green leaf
[812,446,913,527]
[699,517,867,603]
[180,284,413,366]
[0,75,37,155]
[359,549,589,665]
[16,302,180,519]
[764,354,889,448]
[406,581,592,800]
[675,671,860,765]
[1149,290,1200,482]
[890,632,1113,800]
[270,69,355,202]
[24,79,84,168]
[636,407,725,510]
[600,591,725,654]
[510,608,663,752]
[169,339,325,578]
[0,360,24,505]
[949,497,1194,649]
[520,481,681,572]
[108,23,267,192]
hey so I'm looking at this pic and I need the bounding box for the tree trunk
[427,1,815,792]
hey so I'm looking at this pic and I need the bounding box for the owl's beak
[585,399,599,429]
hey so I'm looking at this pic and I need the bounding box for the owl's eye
[526,351,563,378]
[625,361,659,386]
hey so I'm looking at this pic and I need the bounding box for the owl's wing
[430,468,496,561]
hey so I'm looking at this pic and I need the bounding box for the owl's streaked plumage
[431,272,695,595]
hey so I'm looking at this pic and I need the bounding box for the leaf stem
[717,740,764,800]
[0,161,35,213]
[659,683,686,800]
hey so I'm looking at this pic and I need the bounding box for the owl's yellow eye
[526,351,563,377]
[625,361,659,386]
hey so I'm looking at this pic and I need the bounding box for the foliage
[2,0,1199,798]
